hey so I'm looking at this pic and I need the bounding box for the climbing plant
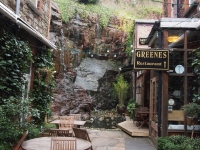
[30,49,55,124]
[0,30,33,100]
[0,30,40,149]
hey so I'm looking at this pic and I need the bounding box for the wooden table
[50,120,86,128]
[137,111,150,129]
[22,137,91,150]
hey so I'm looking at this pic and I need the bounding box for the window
[23,63,32,99]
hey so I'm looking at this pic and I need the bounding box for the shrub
[78,0,99,4]
[158,135,200,150]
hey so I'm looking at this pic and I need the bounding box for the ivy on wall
[0,30,33,100]
[0,30,40,149]
[30,49,55,124]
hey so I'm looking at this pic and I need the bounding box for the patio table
[50,120,86,128]
[21,137,91,150]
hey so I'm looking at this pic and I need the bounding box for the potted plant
[181,103,200,138]
[127,98,138,119]
[113,74,129,114]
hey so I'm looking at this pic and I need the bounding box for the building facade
[134,0,200,146]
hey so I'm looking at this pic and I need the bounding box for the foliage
[181,103,200,138]
[127,98,137,119]
[0,31,40,149]
[53,0,162,55]
[0,30,33,100]
[113,74,129,106]
[0,97,40,149]
[191,49,200,104]
[30,49,55,125]
[182,103,200,119]
[78,0,99,4]
[158,135,200,150]
[43,122,57,130]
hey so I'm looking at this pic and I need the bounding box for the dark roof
[145,21,160,45]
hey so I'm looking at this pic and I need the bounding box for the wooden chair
[59,116,74,129]
[12,130,28,150]
[134,107,149,127]
[72,127,93,150]
[133,108,141,126]
[59,116,75,136]
[50,137,76,150]
[49,129,70,137]
[69,114,81,121]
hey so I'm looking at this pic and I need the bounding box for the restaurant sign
[134,49,169,70]
[139,38,148,45]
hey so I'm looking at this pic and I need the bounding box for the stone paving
[87,129,156,150]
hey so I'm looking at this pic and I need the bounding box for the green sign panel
[134,49,169,70]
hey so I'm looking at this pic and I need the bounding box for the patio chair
[59,116,75,136]
[49,129,70,137]
[50,137,76,150]
[69,114,81,121]
[12,130,28,150]
[69,114,81,128]
[72,127,93,150]
[133,108,141,126]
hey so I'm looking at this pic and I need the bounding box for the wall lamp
[136,85,141,94]
[168,36,179,43]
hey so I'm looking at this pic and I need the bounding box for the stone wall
[49,1,131,116]
[0,0,50,38]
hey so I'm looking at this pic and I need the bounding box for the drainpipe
[16,0,21,16]
[177,0,179,18]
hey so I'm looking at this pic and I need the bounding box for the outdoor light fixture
[136,85,141,94]
[168,36,179,43]
[114,54,116,57]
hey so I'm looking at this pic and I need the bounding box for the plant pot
[117,105,126,115]
[187,117,198,126]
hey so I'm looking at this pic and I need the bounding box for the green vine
[30,50,55,124]
[0,30,40,149]
[0,30,33,100]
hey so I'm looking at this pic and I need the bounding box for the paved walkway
[87,129,156,150]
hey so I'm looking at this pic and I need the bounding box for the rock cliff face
[49,2,129,117]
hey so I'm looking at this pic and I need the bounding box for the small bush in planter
[113,74,129,114]
[158,135,200,150]
[181,103,200,138]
